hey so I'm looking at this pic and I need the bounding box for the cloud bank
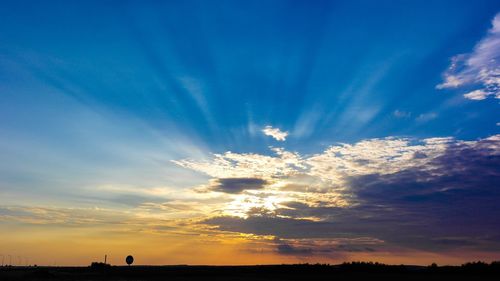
[175,134,500,255]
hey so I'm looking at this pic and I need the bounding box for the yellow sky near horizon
[2,207,500,266]
[2,136,500,266]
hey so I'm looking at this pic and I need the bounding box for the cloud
[176,137,453,184]
[416,112,438,122]
[207,178,268,194]
[276,241,314,256]
[203,215,339,239]
[463,89,490,100]
[437,12,500,100]
[273,237,379,256]
[192,135,500,254]
[0,205,131,226]
[393,110,411,118]
[262,126,289,141]
[306,136,451,183]
[172,147,305,179]
[175,136,464,218]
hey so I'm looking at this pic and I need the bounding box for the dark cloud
[350,137,500,222]
[202,137,500,253]
[204,215,338,239]
[209,178,268,193]
[276,243,314,256]
[271,237,375,257]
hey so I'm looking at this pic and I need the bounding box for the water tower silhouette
[126,255,134,266]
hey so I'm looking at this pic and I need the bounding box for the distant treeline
[1,261,500,280]
[336,260,500,273]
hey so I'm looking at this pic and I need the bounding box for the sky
[0,0,500,266]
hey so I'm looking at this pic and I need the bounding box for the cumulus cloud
[176,135,500,255]
[262,125,289,141]
[463,89,490,100]
[306,136,451,183]
[175,136,462,214]
[172,147,305,179]
[437,12,500,100]
[176,137,454,183]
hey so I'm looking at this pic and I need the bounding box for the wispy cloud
[293,108,322,138]
[0,205,131,226]
[393,110,411,118]
[416,112,438,122]
[262,126,289,141]
[437,12,500,100]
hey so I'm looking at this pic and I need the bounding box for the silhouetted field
[1,262,499,280]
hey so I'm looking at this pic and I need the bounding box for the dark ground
[1,262,499,280]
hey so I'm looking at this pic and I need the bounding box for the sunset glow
[1,0,499,266]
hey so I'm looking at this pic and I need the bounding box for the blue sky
[1,0,500,265]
